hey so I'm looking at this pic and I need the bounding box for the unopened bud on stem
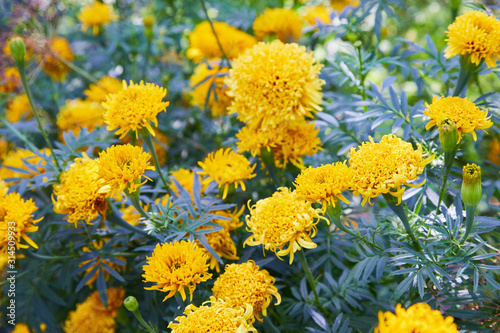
[439,118,458,153]
[461,163,481,207]
[9,37,26,64]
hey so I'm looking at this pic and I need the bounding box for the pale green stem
[140,130,169,191]
[461,204,476,244]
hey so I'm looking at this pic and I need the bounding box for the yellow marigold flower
[424,96,493,142]
[212,206,245,231]
[186,21,257,62]
[488,138,500,165]
[57,99,104,136]
[330,0,360,11]
[102,80,169,139]
[78,2,118,35]
[40,37,74,81]
[236,124,282,157]
[0,179,8,197]
[84,76,123,103]
[375,303,458,333]
[196,226,239,272]
[294,162,351,209]
[96,144,155,195]
[79,239,126,287]
[63,287,124,333]
[0,67,21,93]
[142,240,212,301]
[445,10,500,68]
[0,192,41,250]
[170,168,205,197]
[189,62,232,117]
[303,5,332,25]
[198,148,257,199]
[348,134,433,207]
[168,297,256,333]
[5,94,32,123]
[0,148,47,185]
[244,187,328,264]
[226,40,324,130]
[53,154,108,225]
[253,8,303,43]
[212,261,281,321]
[11,323,31,333]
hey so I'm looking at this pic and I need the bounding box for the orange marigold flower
[5,94,32,123]
[348,134,434,206]
[57,99,104,136]
[40,37,74,81]
[244,187,328,264]
[102,80,169,139]
[142,240,212,301]
[213,260,281,321]
[253,8,303,43]
[375,303,458,333]
[78,1,118,35]
[0,67,21,93]
[424,96,492,142]
[198,148,256,199]
[84,76,123,103]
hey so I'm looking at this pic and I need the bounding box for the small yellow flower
[330,0,360,11]
[198,148,257,199]
[424,96,492,142]
[186,21,257,62]
[189,62,232,117]
[78,2,118,35]
[445,10,500,68]
[6,94,32,123]
[0,148,48,185]
[168,297,256,333]
[57,99,104,136]
[40,37,74,82]
[294,162,351,210]
[0,192,41,250]
[96,144,155,195]
[84,76,123,103]
[302,5,332,25]
[226,40,324,130]
[196,226,239,272]
[142,240,212,301]
[0,67,21,93]
[244,187,328,264]
[253,8,303,43]
[213,260,281,321]
[375,303,458,333]
[348,134,433,206]
[53,154,108,225]
[102,80,169,139]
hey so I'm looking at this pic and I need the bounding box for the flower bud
[124,296,139,312]
[439,118,458,152]
[9,37,26,64]
[461,163,481,207]
[143,15,154,41]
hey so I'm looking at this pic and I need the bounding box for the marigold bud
[124,296,139,312]
[143,15,154,28]
[9,37,26,64]
[439,118,458,152]
[461,163,481,207]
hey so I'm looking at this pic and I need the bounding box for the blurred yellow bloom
[170,168,206,198]
[5,94,32,123]
[303,5,332,25]
[244,187,328,264]
[0,179,8,197]
[445,10,500,68]
[348,134,433,206]
[198,148,257,199]
[253,8,303,42]
[0,148,47,185]
[57,99,103,136]
[120,204,142,226]
[330,0,360,11]
[84,76,123,103]
[424,96,492,142]
[0,67,21,93]
[102,80,169,139]
[168,297,256,333]
[226,40,324,130]
[189,62,232,117]
[187,21,257,62]
[488,138,500,165]
[375,303,458,333]
[11,324,31,333]
[213,260,281,321]
[142,240,212,301]
[40,37,74,81]
[78,2,118,35]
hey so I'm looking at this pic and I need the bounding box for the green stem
[126,192,150,220]
[461,204,476,244]
[383,194,422,251]
[140,130,169,190]
[452,60,471,97]
[131,308,157,333]
[436,146,458,215]
[260,147,281,187]
[142,39,151,80]
[199,0,230,63]
[296,250,325,313]
[54,53,99,84]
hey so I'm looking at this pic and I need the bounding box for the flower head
[0,67,21,93]
[78,1,118,35]
[445,10,500,68]
[375,303,458,333]
[40,37,74,81]
[96,144,155,195]
[244,187,328,264]
[330,0,360,11]
[303,5,332,25]
[0,192,41,250]
[168,297,256,333]
[142,240,212,301]
[198,148,256,199]
[294,162,351,209]
[348,134,433,206]
[189,62,232,117]
[6,94,32,123]
[213,261,281,321]
[57,99,103,136]
[84,76,123,103]
[187,21,257,62]
[424,96,492,142]
[102,80,169,139]
[253,8,303,42]
[226,40,324,130]
[53,154,108,225]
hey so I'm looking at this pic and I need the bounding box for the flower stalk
[139,129,169,190]
[383,193,422,251]
[296,250,324,313]
[452,55,477,97]
[436,119,459,215]
[124,296,158,333]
